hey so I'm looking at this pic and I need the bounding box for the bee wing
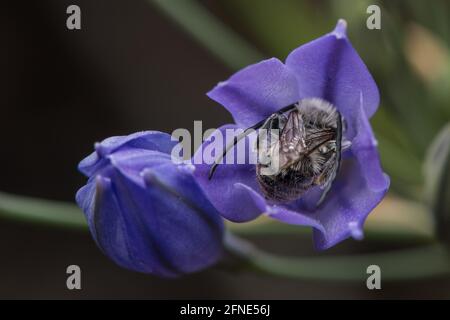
[280,110,307,153]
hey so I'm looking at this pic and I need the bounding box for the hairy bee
[209,98,351,206]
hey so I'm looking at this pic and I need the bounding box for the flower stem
[0,191,435,246]
[224,233,450,281]
[0,192,86,229]
[1,191,448,281]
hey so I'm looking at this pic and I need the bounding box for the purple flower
[193,20,390,250]
[76,131,224,277]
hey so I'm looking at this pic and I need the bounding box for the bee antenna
[208,163,219,180]
[208,131,250,180]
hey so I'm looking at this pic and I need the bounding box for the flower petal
[266,154,388,250]
[193,125,264,222]
[76,175,170,275]
[207,58,300,128]
[141,162,224,236]
[79,131,178,177]
[229,182,325,233]
[311,154,389,250]
[267,91,389,249]
[309,80,388,249]
[138,164,225,274]
[77,161,224,276]
[350,96,388,192]
[76,133,224,276]
[265,205,325,234]
[285,20,379,135]
[75,180,98,242]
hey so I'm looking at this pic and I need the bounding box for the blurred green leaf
[372,107,423,195]
[424,123,450,241]
[226,234,450,281]
[218,0,332,58]
[386,0,450,46]
[149,0,264,70]
[373,12,443,156]
[430,60,450,119]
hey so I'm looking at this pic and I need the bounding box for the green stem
[148,0,264,70]
[0,191,447,280]
[0,192,86,229]
[225,233,450,281]
[0,191,435,245]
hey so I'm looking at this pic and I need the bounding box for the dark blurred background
[1,0,449,299]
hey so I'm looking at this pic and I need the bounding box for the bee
[209,98,351,206]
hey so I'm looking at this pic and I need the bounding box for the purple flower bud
[193,20,390,250]
[76,131,224,277]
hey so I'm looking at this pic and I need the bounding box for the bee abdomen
[256,165,313,202]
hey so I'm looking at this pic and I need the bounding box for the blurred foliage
[0,0,448,282]
[150,0,264,69]
[424,124,450,242]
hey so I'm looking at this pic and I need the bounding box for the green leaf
[424,123,450,241]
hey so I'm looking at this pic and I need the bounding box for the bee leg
[316,157,336,207]
[316,112,342,207]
